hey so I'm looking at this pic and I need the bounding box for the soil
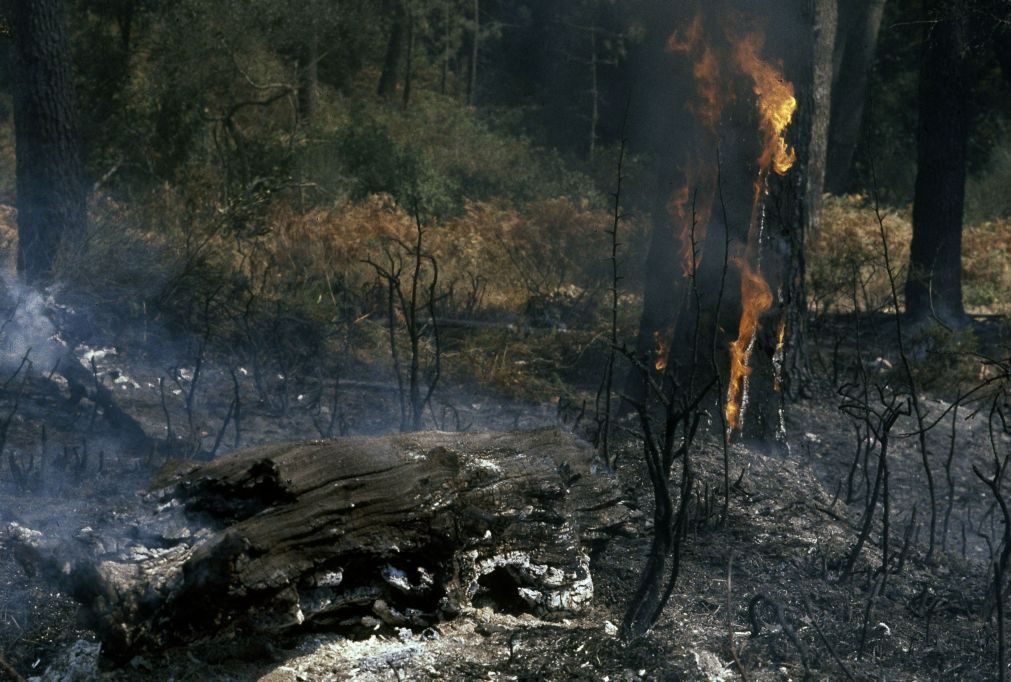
[0,310,1009,681]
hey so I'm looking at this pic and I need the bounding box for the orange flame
[668,178,715,276]
[772,317,787,393]
[725,259,774,435]
[723,32,798,439]
[664,18,798,438]
[653,331,669,373]
[666,12,723,275]
[667,14,724,134]
[735,34,797,176]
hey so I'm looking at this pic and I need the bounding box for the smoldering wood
[6,428,630,662]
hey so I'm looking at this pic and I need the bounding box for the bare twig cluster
[618,346,714,639]
[365,205,442,432]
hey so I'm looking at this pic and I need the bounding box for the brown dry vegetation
[810,194,1011,316]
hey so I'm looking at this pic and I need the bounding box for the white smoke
[0,274,66,375]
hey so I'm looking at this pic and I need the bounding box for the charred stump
[5,428,629,663]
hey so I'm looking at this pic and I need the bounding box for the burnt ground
[0,313,1009,680]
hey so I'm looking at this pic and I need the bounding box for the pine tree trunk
[906,0,974,326]
[807,0,837,229]
[378,0,406,99]
[403,12,415,110]
[12,0,87,283]
[824,0,886,194]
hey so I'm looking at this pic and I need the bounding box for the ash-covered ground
[0,290,1008,681]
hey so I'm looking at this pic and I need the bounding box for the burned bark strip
[6,429,630,662]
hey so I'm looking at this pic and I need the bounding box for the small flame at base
[772,318,787,393]
[653,330,669,373]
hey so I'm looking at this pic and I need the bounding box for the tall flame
[735,35,797,176]
[666,12,722,275]
[723,32,797,439]
[662,16,798,438]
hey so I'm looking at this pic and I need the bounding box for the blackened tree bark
[626,0,816,432]
[824,0,886,194]
[905,0,975,326]
[12,0,87,283]
[377,0,406,99]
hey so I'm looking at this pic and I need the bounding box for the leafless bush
[364,207,442,432]
[838,380,910,583]
[618,348,714,639]
[969,356,1011,679]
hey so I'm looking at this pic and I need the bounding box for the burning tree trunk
[6,429,629,663]
[628,1,815,443]
[614,1,817,641]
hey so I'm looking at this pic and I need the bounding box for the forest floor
[0,311,1009,681]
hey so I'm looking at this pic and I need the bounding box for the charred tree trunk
[378,0,406,99]
[824,0,886,194]
[627,0,814,436]
[12,0,87,283]
[775,0,821,404]
[905,0,975,327]
[7,429,629,663]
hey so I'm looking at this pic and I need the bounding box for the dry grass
[811,194,1011,315]
[262,193,643,317]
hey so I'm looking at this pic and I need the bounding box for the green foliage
[853,0,1011,202]
[311,116,459,218]
[297,91,598,218]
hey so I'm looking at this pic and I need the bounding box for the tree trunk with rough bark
[626,0,816,436]
[906,0,975,327]
[808,0,837,229]
[378,0,406,99]
[824,0,886,195]
[7,429,630,663]
[12,0,87,283]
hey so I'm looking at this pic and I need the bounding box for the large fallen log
[7,428,630,662]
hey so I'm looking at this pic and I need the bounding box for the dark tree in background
[378,0,407,100]
[824,0,886,195]
[806,0,837,229]
[12,0,87,283]
[905,0,976,326]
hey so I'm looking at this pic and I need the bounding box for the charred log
[5,428,630,663]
